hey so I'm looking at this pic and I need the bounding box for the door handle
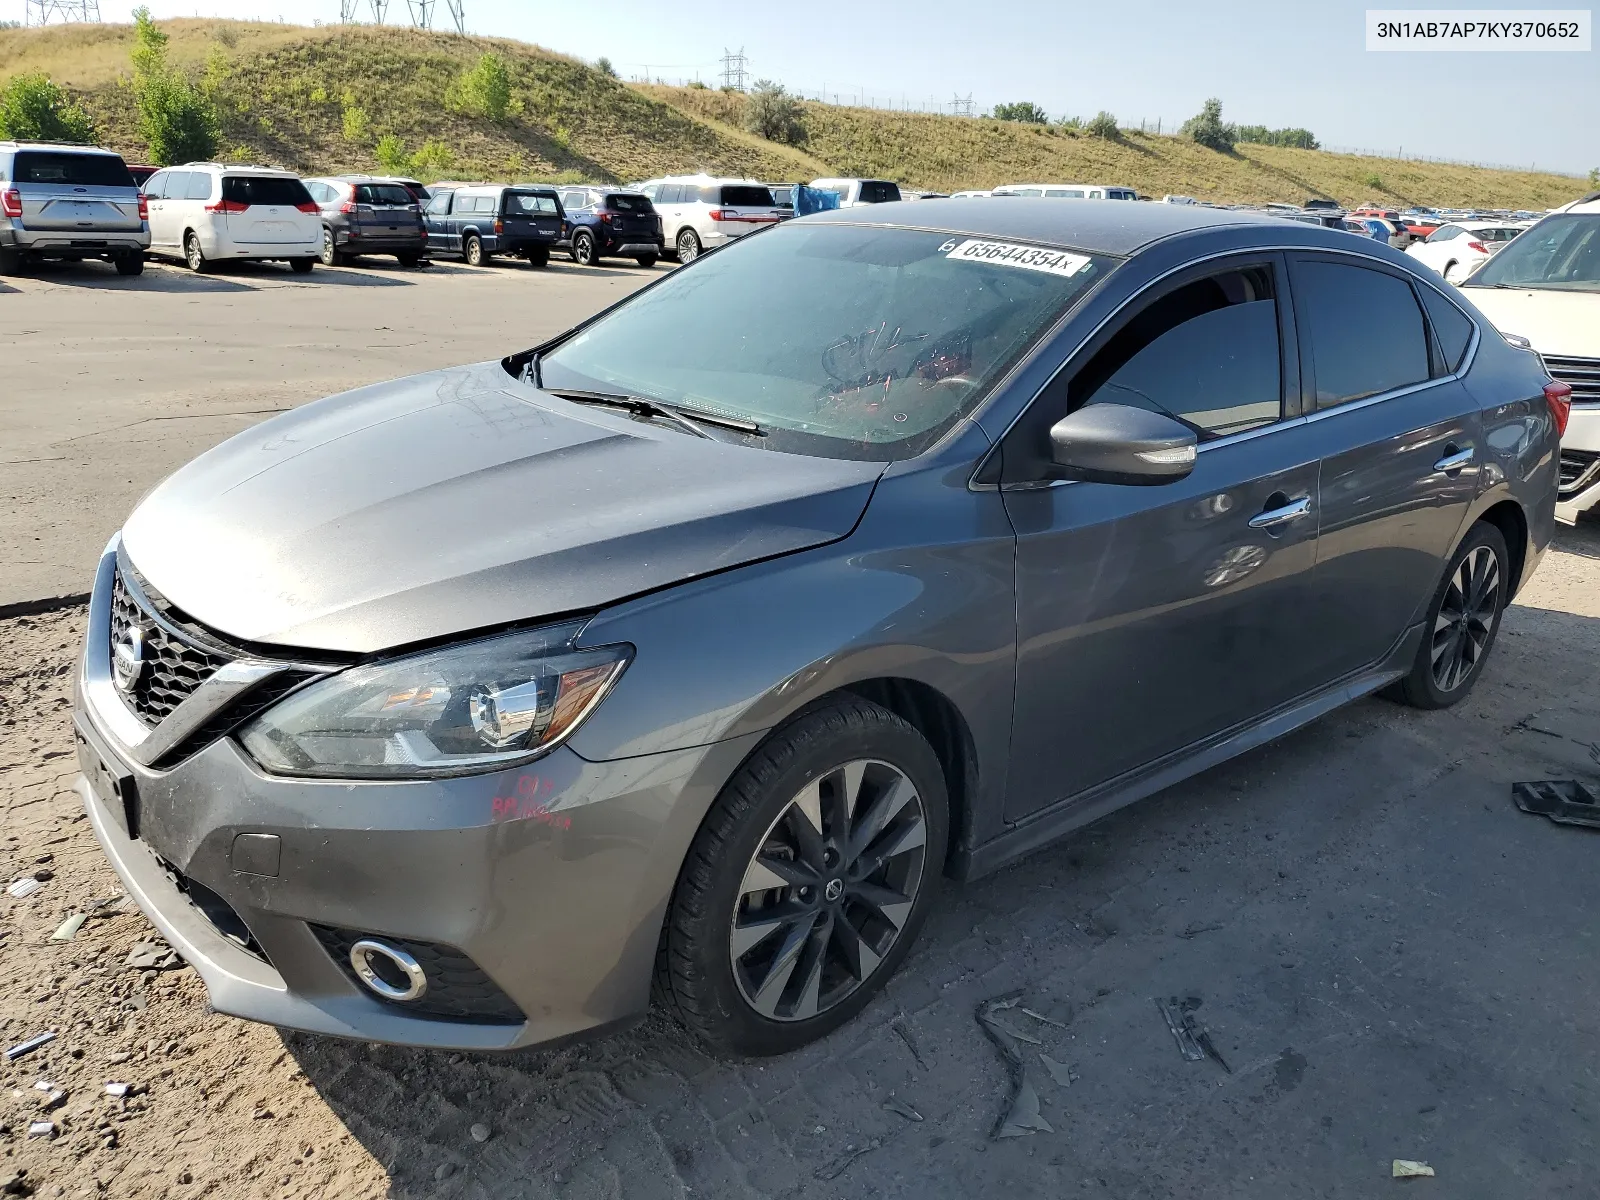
[1248,496,1313,529]
[1434,445,1475,473]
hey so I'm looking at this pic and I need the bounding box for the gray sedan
[73,201,1563,1057]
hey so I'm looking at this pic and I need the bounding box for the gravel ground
[2,522,1599,1199]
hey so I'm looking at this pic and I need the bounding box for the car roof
[0,141,123,156]
[801,197,1310,256]
[168,162,298,176]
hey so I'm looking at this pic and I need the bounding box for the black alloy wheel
[572,230,598,266]
[1390,520,1509,709]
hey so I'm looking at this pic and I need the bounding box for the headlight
[238,623,630,779]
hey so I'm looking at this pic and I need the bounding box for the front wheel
[1389,521,1509,709]
[676,228,702,263]
[657,698,947,1057]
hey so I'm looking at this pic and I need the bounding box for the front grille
[1559,450,1600,498]
[111,572,231,725]
[311,926,526,1025]
[155,854,270,963]
[1544,355,1600,404]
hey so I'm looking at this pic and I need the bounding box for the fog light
[349,939,427,1002]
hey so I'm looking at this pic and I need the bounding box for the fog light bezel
[349,938,428,1002]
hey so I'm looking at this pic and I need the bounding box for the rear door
[1003,255,1326,820]
[601,192,658,243]
[501,189,563,245]
[714,183,784,237]
[222,175,313,244]
[1288,254,1482,683]
[355,182,420,243]
[12,150,141,234]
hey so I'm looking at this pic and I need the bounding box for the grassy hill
[0,19,1587,210]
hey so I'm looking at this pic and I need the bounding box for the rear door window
[606,193,653,212]
[858,180,901,203]
[1293,259,1431,408]
[716,185,775,207]
[12,151,135,188]
[222,176,310,206]
[183,173,214,201]
[356,183,414,206]
[505,191,559,215]
[1419,286,1475,374]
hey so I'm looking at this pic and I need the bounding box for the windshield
[1467,214,1600,292]
[506,191,559,215]
[538,223,1114,460]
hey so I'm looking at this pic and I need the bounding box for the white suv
[634,174,783,263]
[142,163,321,273]
[808,177,902,207]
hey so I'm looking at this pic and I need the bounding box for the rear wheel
[572,230,598,266]
[289,257,315,274]
[0,246,22,276]
[464,233,486,266]
[657,698,947,1057]
[319,228,346,267]
[676,228,702,264]
[113,253,144,276]
[1389,521,1509,709]
[1442,259,1459,283]
[634,253,659,269]
[184,232,213,274]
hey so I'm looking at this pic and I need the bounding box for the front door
[424,191,456,253]
[1287,255,1483,683]
[1001,255,1325,820]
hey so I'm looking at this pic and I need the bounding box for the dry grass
[0,20,1585,207]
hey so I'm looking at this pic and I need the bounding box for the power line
[718,47,749,92]
[24,0,101,23]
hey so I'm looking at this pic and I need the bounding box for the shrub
[1364,173,1385,190]
[1086,110,1119,139]
[1589,166,1599,186]
[0,73,96,143]
[130,8,219,166]
[992,101,1048,124]
[409,139,456,177]
[745,79,805,146]
[687,79,708,89]
[1180,97,1235,152]
[1055,115,1083,132]
[374,134,409,174]
[448,52,514,122]
[1234,123,1319,150]
[595,56,617,78]
[341,104,369,143]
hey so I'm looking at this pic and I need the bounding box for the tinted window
[858,181,901,204]
[606,193,652,212]
[1296,260,1430,407]
[716,185,775,207]
[505,191,559,215]
[1075,266,1282,440]
[182,172,213,201]
[1420,286,1474,374]
[222,176,310,206]
[357,183,414,205]
[1480,227,1520,243]
[1428,225,1463,242]
[12,151,135,188]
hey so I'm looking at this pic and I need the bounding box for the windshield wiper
[552,389,764,437]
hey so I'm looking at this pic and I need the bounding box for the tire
[676,228,702,264]
[572,230,598,266]
[634,253,659,269]
[525,245,549,268]
[0,246,21,276]
[464,234,485,267]
[289,257,315,274]
[184,232,213,274]
[113,253,144,277]
[1388,521,1510,710]
[1442,260,1458,283]
[657,697,948,1057]
[319,228,346,267]
[397,252,422,268]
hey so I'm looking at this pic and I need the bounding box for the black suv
[556,186,664,267]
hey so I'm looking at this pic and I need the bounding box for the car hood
[121,362,884,653]
[1459,287,1600,357]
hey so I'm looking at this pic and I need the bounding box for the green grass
[0,19,1586,209]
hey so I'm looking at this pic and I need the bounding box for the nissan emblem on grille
[112,624,145,694]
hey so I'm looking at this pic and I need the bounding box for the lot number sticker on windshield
[941,239,1090,278]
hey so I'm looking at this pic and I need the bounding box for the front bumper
[73,540,758,1050]
[1555,405,1600,523]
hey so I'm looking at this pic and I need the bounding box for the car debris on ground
[1511,780,1600,829]
[1155,996,1231,1073]
[5,1032,55,1061]
[1392,1159,1436,1178]
[977,994,1056,1138]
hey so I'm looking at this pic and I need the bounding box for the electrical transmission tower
[369,0,389,20]
[949,93,974,117]
[442,0,465,31]
[718,47,749,92]
[405,0,434,26]
[25,0,101,24]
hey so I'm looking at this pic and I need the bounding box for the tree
[1234,123,1319,150]
[1590,166,1599,187]
[1180,97,1235,152]
[375,134,409,175]
[992,101,1048,124]
[130,8,219,166]
[595,56,617,78]
[448,51,514,122]
[745,79,805,146]
[1086,110,1119,139]
[0,73,96,143]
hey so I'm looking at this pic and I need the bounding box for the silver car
[0,141,149,276]
[74,201,1561,1057]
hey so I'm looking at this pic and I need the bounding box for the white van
[808,178,903,207]
[1459,192,1600,522]
[635,174,784,262]
[992,182,1138,200]
[142,163,321,272]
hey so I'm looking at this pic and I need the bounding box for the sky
[9,0,1598,175]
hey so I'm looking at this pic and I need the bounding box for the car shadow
[17,259,258,293]
[282,541,1600,1196]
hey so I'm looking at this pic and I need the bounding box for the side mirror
[1048,403,1198,486]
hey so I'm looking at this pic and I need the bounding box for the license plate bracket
[76,730,140,841]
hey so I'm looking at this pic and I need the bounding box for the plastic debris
[814,1138,881,1182]
[1512,780,1600,829]
[6,1033,55,1061]
[1155,996,1232,1073]
[105,1082,132,1098]
[1039,1054,1073,1086]
[26,1121,54,1139]
[977,994,1054,1138]
[124,942,181,971]
[1020,1006,1069,1029]
[50,914,86,942]
[6,877,42,900]
[881,1097,922,1122]
[1392,1159,1435,1178]
[31,1081,55,1092]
